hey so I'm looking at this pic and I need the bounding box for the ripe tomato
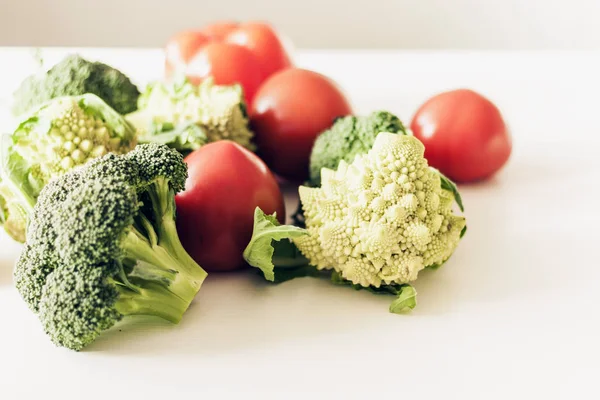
[250,68,353,182]
[225,22,292,78]
[186,42,264,104]
[165,21,292,105]
[411,89,512,183]
[175,141,285,272]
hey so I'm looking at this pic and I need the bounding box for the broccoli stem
[146,178,202,278]
[114,282,191,324]
[118,213,206,323]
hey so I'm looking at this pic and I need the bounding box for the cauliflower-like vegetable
[243,132,466,313]
[296,133,465,287]
[126,77,254,155]
[0,94,137,242]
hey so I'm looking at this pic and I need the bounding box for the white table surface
[0,48,599,399]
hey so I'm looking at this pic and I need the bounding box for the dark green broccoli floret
[12,54,140,116]
[13,144,207,351]
[308,111,408,187]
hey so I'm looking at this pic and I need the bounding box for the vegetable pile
[0,20,511,351]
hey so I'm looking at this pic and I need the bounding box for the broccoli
[13,144,208,351]
[0,94,137,243]
[12,54,140,116]
[308,111,407,187]
[244,133,466,313]
[126,77,255,156]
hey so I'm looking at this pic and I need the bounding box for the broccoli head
[12,54,140,116]
[0,94,137,242]
[308,111,407,187]
[126,77,255,156]
[13,144,207,351]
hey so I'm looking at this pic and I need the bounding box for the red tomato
[411,89,512,183]
[225,22,292,78]
[164,30,211,77]
[186,42,264,104]
[250,68,353,182]
[165,21,292,105]
[175,141,285,272]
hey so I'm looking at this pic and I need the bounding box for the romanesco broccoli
[0,94,137,242]
[244,133,466,313]
[12,54,140,116]
[126,77,254,155]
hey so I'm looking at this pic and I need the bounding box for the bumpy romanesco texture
[12,54,140,116]
[294,133,466,288]
[127,77,254,155]
[308,111,407,187]
[0,94,136,242]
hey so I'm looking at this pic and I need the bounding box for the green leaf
[243,207,309,281]
[460,224,467,238]
[389,285,417,314]
[438,172,464,212]
[331,271,417,313]
[1,134,37,208]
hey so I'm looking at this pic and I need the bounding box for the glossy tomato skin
[411,89,512,183]
[250,68,353,182]
[175,141,285,272]
[225,22,292,78]
[185,42,264,104]
[165,21,292,106]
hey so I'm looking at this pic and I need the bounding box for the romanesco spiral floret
[294,133,466,288]
[0,94,137,243]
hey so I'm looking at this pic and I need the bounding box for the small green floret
[12,54,140,116]
[308,111,407,187]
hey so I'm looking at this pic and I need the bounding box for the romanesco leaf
[389,285,417,314]
[438,171,464,212]
[243,207,308,281]
[331,271,417,313]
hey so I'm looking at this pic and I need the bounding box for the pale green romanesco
[243,132,466,312]
[0,94,137,242]
[295,132,466,288]
[126,77,254,155]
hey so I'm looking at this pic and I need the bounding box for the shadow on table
[89,270,401,356]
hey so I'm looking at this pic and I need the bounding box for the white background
[0,48,599,398]
[1,0,600,49]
